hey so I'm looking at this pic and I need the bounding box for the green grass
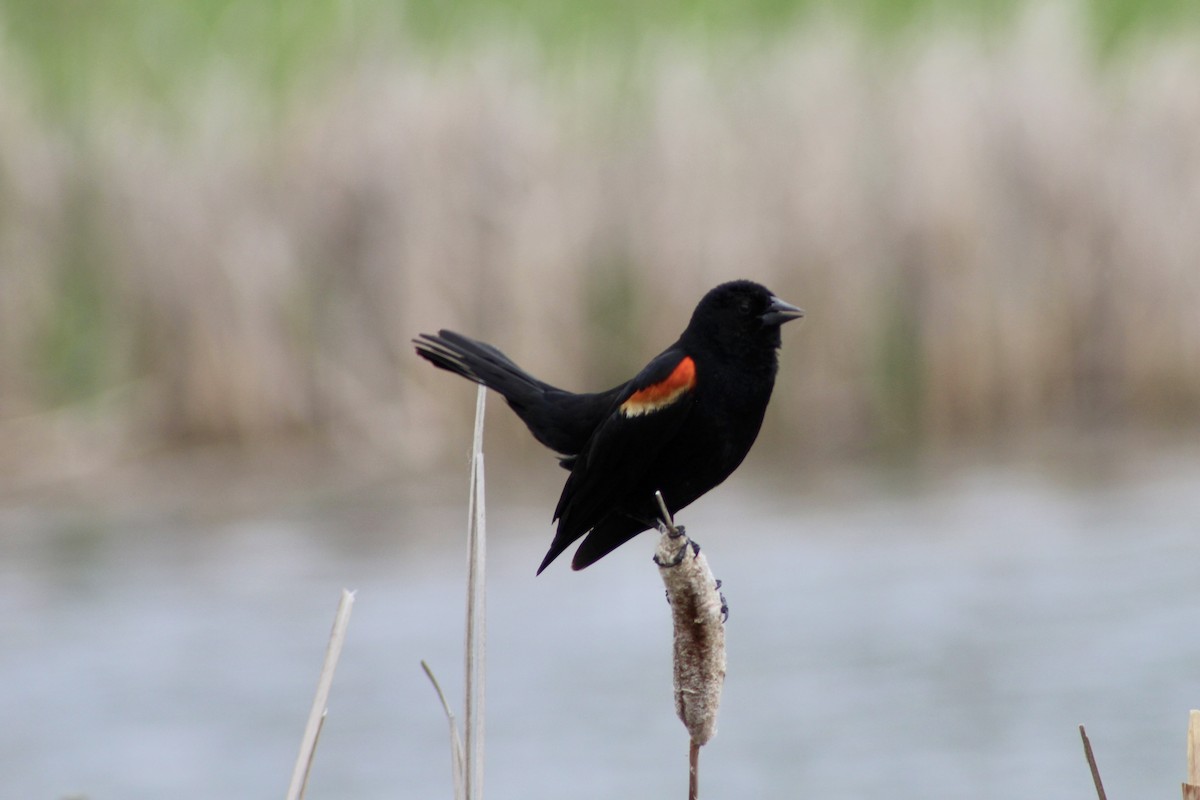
[873,277,925,452]
[34,184,113,405]
[3,0,1197,119]
[1,0,390,118]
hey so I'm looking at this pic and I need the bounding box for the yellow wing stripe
[620,357,696,417]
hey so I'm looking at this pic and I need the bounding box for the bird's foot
[653,531,698,568]
[653,539,690,568]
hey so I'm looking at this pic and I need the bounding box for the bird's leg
[653,490,680,536]
[651,490,692,567]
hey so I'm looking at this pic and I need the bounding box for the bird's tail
[414,330,548,409]
[538,511,650,573]
[416,329,617,459]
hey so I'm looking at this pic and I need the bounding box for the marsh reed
[2,5,1198,472]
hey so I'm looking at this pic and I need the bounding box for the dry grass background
[1,4,1198,479]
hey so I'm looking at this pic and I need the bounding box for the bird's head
[683,280,804,358]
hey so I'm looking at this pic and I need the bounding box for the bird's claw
[653,532,700,568]
[653,539,691,568]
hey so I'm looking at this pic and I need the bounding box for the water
[2,445,1199,799]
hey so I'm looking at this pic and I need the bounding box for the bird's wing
[541,347,697,569]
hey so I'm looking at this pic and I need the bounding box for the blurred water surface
[2,443,1199,799]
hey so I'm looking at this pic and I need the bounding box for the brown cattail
[654,492,727,748]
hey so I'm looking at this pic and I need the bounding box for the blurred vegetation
[4,0,1199,113]
[1,1,1199,477]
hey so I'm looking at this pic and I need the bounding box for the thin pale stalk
[421,660,466,800]
[286,589,356,800]
[464,386,487,800]
[1184,710,1200,800]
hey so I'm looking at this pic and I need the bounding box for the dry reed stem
[1079,724,1108,800]
[1184,710,1200,800]
[464,386,487,800]
[287,588,356,800]
[421,660,466,800]
[421,386,487,800]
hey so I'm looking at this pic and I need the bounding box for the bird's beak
[761,296,805,326]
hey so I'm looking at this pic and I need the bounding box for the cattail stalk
[654,492,726,799]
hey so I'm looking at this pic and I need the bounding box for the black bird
[414,279,803,573]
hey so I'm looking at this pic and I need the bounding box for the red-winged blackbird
[414,279,803,573]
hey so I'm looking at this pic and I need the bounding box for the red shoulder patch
[620,357,696,417]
